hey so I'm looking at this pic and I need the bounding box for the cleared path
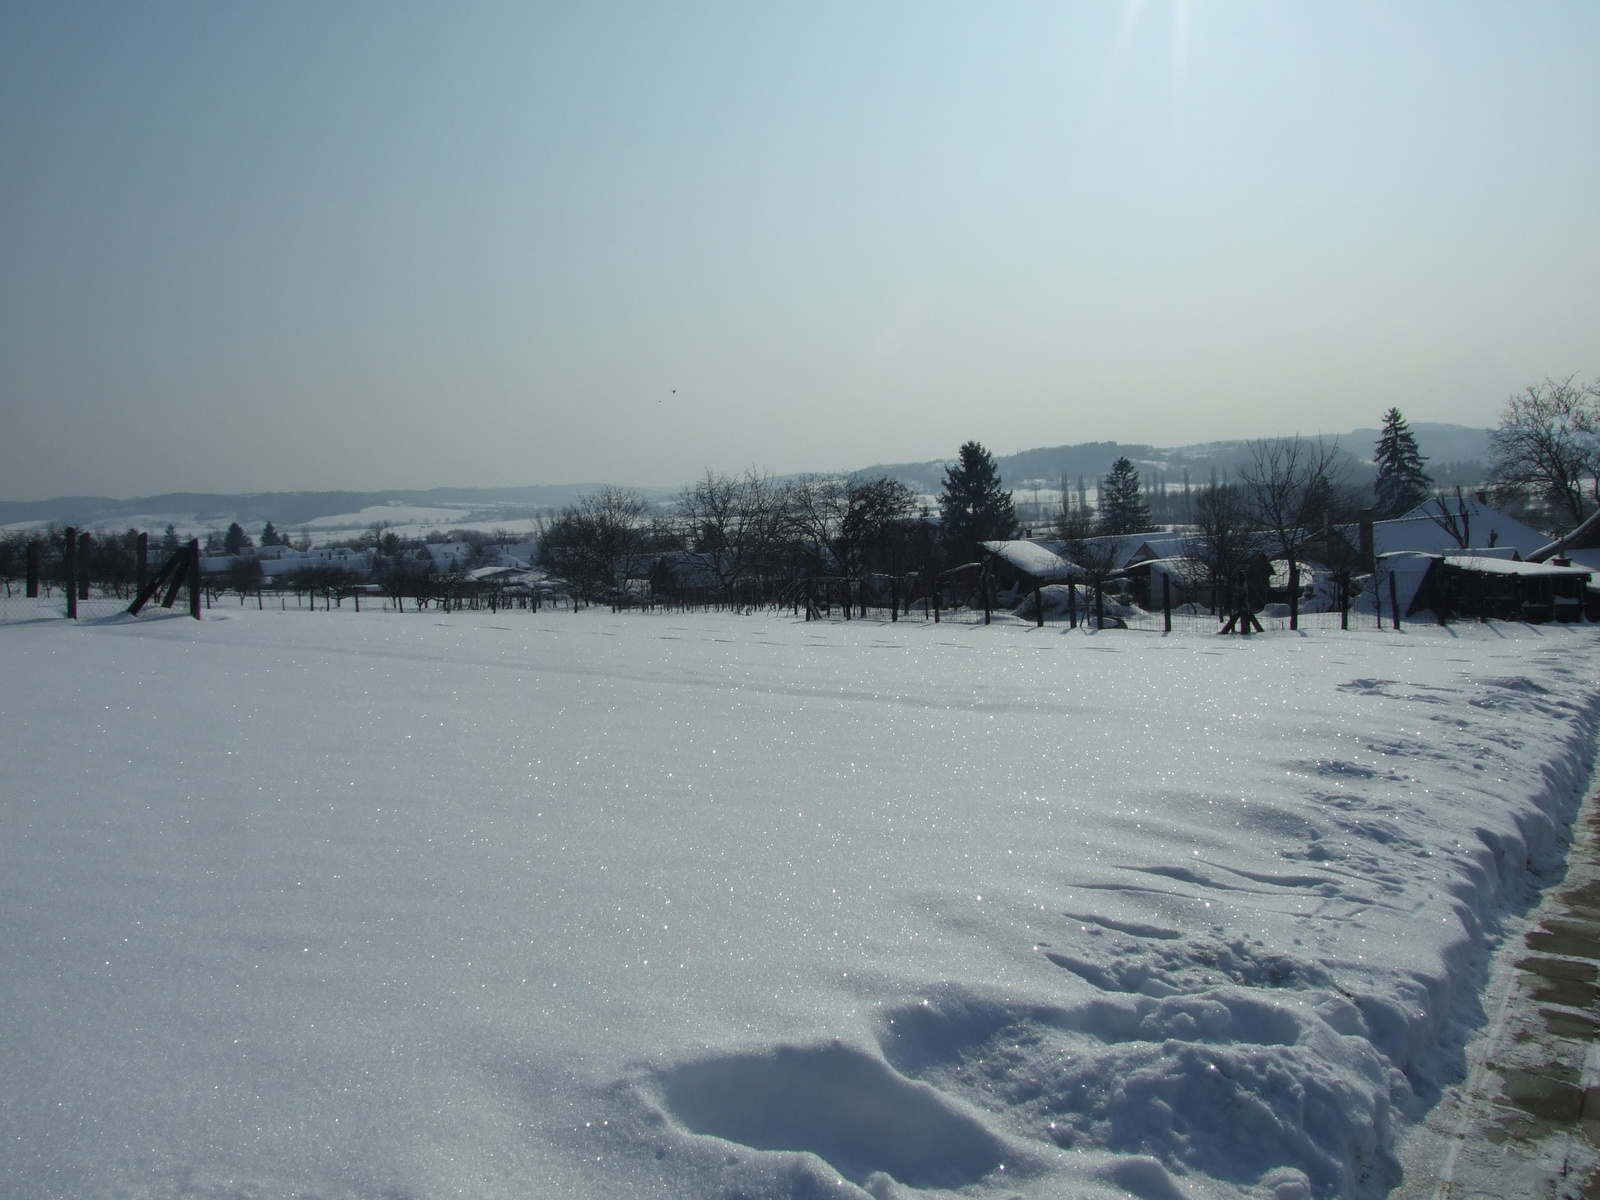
[1397,784,1600,1199]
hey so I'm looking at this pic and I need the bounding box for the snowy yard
[2,609,1597,1200]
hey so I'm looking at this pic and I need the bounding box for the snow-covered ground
[1,609,1596,1200]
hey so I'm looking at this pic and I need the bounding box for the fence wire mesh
[0,581,1434,633]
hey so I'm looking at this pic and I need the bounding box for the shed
[1401,553,1592,623]
[1117,556,1210,610]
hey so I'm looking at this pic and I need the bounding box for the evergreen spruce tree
[938,441,1018,560]
[223,522,253,555]
[1096,456,1153,536]
[1372,407,1432,518]
[260,520,281,547]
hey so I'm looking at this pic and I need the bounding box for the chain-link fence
[0,528,201,624]
[0,533,1437,635]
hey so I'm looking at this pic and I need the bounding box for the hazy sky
[2,2,1597,499]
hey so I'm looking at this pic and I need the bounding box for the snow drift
[0,609,1595,1199]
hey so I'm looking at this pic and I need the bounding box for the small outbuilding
[1400,552,1592,623]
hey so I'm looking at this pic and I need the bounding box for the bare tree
[785,474,917,615]
[1240,437,1349,630]
[360,520,393,550]
[1049,508,1123,629]
[661,470,785,606]
[1423,485,1478,550]
[1187,472,1263,617]
[227,557,265,604]
[1052,476,1095,545]
[537,487,652,602]
[0,532,27,597]
[1487,375,1599,532]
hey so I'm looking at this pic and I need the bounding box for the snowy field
[1,502,551,546]
[2,610,1597,1200]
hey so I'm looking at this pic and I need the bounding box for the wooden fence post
[1288,561,1299,631]
[188,540,202,619]
[982,564,991,625]
[136,532,148,598]
[1339,571,1348,630]
[26,541,40,597]
[64,528,77,619]
[78,531,91,601]
[1389,572,1400,631]
[1068,582,1077,628]
[1034,584,1044,627]
[1163,573,1172,633]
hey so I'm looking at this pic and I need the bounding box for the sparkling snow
[1,609,1596,1200]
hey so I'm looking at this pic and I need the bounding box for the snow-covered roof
[1529,508,1600,563]
[1121,533,1191,567]
[980,540,1077,581]
[1373,497,1547,558]
[1119,555,1203,580]
[466,565,524,582]
[1441,554,1591,579]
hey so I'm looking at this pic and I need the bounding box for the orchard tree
[1241,436,1349,630]
[1187,473,1263,616]
[663,469,786,606]
[787,474,918,609]
[937,441,1017,561]
[1372,408,1432,518]
[1096,456,1153,536]
[1486,375,1599,532]
[537,487,652,601]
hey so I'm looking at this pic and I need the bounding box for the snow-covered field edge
[4,614,1600,1200]
[489,622,1600,1200]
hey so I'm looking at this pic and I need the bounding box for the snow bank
[1,611,1596,1200]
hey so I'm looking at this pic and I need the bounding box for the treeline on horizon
[5,379,1598,612]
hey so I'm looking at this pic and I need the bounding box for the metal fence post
[64,528,77,619]
[188,540,202,619]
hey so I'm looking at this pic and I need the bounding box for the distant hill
[865,423,1491,494]
[2,424,1492,533]
[0,485,635,534]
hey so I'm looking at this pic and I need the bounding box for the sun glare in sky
[0,2,1596,497]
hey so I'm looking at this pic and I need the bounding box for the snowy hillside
[1,610,1595,1199]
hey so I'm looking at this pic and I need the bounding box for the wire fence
[0,580,1447,634]
[0,583,136,623]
